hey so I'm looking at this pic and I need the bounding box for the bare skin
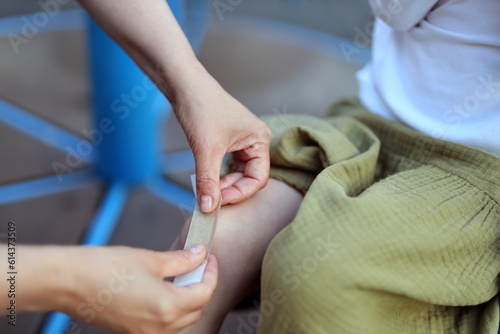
[78,0,272,213]
[0,1,273,332]
[173,178,304,334]
[0,244,217,334]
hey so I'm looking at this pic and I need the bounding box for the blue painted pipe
[40,182,128,334]
[86,0,210,185]
[87,17,164,184]
[0,99,94,163]
[169,0,186,30]
[0,170,96,205]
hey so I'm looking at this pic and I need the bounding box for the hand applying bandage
[77,0,271,214]
[172,74,272,213]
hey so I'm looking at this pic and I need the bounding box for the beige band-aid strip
[183,193,221,255]
[173,190,221,287]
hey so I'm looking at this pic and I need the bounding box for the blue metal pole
[0,9,84,38]
[87,17,164,184]
[184,0,212,52]
[0,99,94,163]
[40,182,128,334]
[169,0,186,30]
[0,170,96,205]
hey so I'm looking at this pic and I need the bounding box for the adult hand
[78,0,271,213]
[173,68,272,213]
[16,245,218,334]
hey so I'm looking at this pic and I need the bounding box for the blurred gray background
[0,0,372,333]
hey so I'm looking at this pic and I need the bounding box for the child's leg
[173,178,303,334]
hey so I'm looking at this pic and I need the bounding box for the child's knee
[177,207,237,254]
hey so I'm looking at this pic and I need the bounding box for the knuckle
[259,177,269,191]
[261,124,272,140]
[161,311,178,325]
[196,173,215,184]
[196,173,219,189]
[184,311,203,329]
[192,310,203,323]
[177,249,193,263]
[153,300,176,324]
[199,286,214,305]
[255,120,271,140]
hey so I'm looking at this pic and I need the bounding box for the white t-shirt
[357,0,500,156]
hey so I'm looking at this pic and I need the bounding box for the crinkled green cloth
[256,98,500,334]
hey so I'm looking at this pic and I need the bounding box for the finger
[172,255,218,311]
[221,146,270,205]
[166,310,203,333]
[203,254,218,279]
[219,172,244,189]
[193,147,225,213]
[158,246,207,278]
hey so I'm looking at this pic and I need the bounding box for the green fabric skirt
[257,97,500,334]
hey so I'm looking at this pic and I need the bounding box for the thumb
[160,245,207,277]
[194,148,224,213]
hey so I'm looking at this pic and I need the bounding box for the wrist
[18,246,81,314]
[156,60,220,113]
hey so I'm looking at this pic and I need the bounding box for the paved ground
[0,2,368,333]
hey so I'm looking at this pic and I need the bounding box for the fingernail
[200,195,212,212]
[189,245,204,254]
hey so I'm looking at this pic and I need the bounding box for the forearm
[0,245,78,314]
[0,244,217,333]
[78,0,212,107]
[79,1,271,210]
